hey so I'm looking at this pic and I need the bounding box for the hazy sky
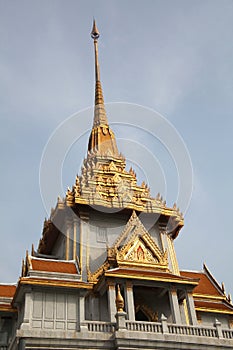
[1,1,233,295]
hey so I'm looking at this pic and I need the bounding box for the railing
[82,319,233,342]
[222,329,233,339]
[126,320,162,333]
[168,324,217,338]
[85,321,115,332]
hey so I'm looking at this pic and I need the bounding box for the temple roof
[181,269,224,297]
[0,284,17,313]
[181,266,233,315]
[38,22,184,255]
[0,284,16,298]
[30,257,78,275]
[21,253,81,279]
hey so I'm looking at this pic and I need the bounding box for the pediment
[119,237,159,263]
[88,212,168,283]
[108,211,168,270]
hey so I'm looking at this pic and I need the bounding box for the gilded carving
[135,303,158,322]
[87,260,110,283]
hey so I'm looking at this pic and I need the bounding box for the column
[91,294,99,320]
[185,291,198,325]
[179,299,189,324]
[167,235,180,275]
[79,212,89,280]
[73,216,79,260]
[65,218,72,260]
[107,282,116,322]
[125,281,135,320]
[169,288,181,324]
[21,290,33,330]
[79,290,88,331]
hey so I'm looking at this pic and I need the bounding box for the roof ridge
[203,263,225,296]
[180,269,203,274]
[31,256,76,264]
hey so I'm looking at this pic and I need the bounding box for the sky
[0,0,233,295]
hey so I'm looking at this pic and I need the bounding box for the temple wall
[198,312,230,328]
[88,211,129,273]
[20,290,79,331]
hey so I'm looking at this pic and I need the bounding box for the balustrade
[126,320,162,333]
[82,319,233,342]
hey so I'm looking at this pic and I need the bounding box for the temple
[1,21,233,350]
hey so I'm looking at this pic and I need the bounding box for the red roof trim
[0,285,16,298]
[30,258,78,274]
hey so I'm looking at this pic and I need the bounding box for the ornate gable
[108,211,168,270]
[88,212,168,282]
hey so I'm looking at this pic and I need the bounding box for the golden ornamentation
[135,303,158,322]
[89,212,169,283]
[38,18,184,259]
[115,285,124,312]
[87,260,110,283]
[110,211,168,269]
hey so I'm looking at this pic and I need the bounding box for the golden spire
[88,20,119,157]
[91,19,108,126]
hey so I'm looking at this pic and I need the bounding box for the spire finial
[91,19,100,40]
[91,19,101,84]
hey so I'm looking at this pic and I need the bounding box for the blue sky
[0,0,233,295]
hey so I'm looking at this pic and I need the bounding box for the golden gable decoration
[88,212,168,282]
[108,211,168,270]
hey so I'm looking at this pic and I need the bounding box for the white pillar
[169,288,181,324]
[79,213,89,281]
[73,216,78,260]
[107,283,116,322]
[79,290,88,331]
[20,291,33,330]
[90,293,99,320]
[125,281,135,320]
[185,291,198,325]
[65,218,72,260]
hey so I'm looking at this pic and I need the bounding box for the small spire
[88,20,119,157]
[90,20,108,127]
[115,285,124,312]
[91,19,101,84]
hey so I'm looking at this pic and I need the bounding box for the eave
[104,268,199,286]
[18,276,93,290]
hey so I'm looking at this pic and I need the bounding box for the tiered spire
[63,21,183,233]
[88,20,119,157]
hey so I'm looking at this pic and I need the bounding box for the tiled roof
[195,300,233,313]
[180,270,222,296]
[181,269,233,315]
[30,258,78,274]
[0,284,16,298]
